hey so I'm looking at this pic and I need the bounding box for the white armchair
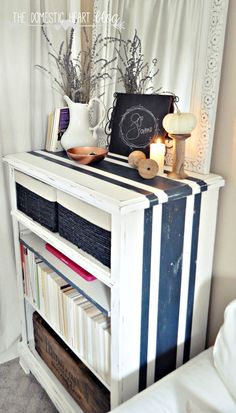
[110,300,236,413]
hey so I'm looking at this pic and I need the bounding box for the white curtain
[95,0,204,113]
[0,0,80,362]
[0,0,32,363]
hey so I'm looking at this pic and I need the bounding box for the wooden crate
[33,312,110,413]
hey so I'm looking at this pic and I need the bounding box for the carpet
[0,358,58,413]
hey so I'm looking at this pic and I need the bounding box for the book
[48,272,67,331]
[35,257,43,308]
[41,265,54,318]
[20,244,27,295]
[84,306,101,366]
[46,107,69,152]
[67,289,82,346]
[91,313,105,373]
[104,325,111,383]
[95,315,110,378]
[78,301,93,358]
[27,249,37,304]
[73,295,87,353]
[25,249,35,302]
[61,286,74,339]
[37,261,51,314]
[99,319,110,381]
[60,285,73,337]
[45,243,96,281]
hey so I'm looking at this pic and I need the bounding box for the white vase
[61,95,106,150]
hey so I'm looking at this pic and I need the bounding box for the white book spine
[86,308,101,367]
[96,317,109,379]
[73,295,86,352]
[27,250,35,303]
[35,257,42,309]
[104,326,111,384]
[78,301,91,359]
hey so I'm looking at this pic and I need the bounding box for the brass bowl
[67,146,108,165]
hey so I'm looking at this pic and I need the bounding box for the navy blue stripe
[139,207,153,391]
[107,154,128,163]
[183,193,202,362]
[186,176,208,192]
[20,239,109,316]
[29,152,159,206]
[155,197,186,381]
[147,193,160,205]
[45,150,69,159]
[44,150,192,201]
[162,169,208,193]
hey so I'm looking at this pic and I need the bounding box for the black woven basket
[58,204,111,268]
[16,183,58,232]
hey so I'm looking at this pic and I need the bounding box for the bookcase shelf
[4,151,224,412]
[12,210,112,287]
[24,297,111,390]
[20,232,110,316]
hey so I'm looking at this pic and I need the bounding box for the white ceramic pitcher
[61,95,106,150]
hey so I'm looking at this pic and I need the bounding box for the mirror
[93,0,229,173]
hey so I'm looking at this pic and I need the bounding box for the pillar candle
[150,142,165,174]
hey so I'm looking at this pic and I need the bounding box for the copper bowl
[67,146,108,165]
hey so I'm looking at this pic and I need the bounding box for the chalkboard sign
[108,93,174,156]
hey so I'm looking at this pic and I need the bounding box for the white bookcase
[4,150,224,413]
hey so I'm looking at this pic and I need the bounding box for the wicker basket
[57,191,111,268]
[15,171,58,232]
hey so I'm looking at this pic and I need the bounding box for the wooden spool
[128,151,146,168]
[138,159,159,179]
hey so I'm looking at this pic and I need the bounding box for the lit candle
[150,141,165,174]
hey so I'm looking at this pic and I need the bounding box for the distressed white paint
[146,205,162,387]
[190,189,220,358]
[57,190,111,231]
[110,210,144,408]
[15,170,57,201]
[8,166,28,345]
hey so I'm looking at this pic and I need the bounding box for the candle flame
[152,135,164,144]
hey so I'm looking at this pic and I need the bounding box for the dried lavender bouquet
[36,25,116,103]
[111,30,161,94]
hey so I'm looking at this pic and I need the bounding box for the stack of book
[20,244,44,306]
[20,243,111,384]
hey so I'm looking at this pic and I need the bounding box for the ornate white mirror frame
[94,0,229,174]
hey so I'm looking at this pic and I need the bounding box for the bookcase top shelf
[4,151,224,215]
